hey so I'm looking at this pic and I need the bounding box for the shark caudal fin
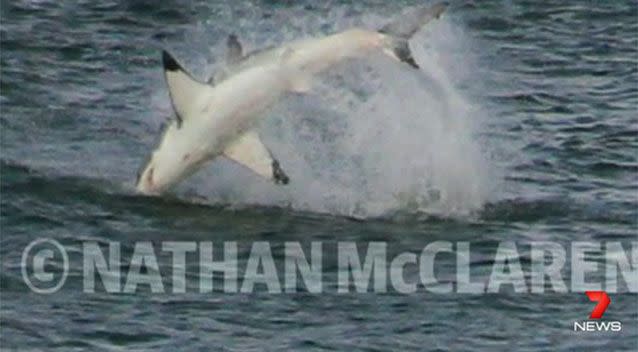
[379,2,448,69]
[162,50,211,128]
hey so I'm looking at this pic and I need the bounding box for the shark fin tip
[163,50,181,72]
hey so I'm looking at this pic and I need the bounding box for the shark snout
[136,166,161,195]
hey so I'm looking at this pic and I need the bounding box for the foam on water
[147,7,494,219]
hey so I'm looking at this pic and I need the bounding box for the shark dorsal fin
[162,50,210,128]
[226,34,243,64]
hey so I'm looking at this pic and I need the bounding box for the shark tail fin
[378,1,448,69]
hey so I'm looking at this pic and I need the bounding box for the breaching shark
[136,2,447,195]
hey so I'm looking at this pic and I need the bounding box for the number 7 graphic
[586,291,610,319]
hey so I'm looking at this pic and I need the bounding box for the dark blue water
[1,0,637,350]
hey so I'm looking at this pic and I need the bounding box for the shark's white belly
[224,29,383,80]
[188,69,289,160]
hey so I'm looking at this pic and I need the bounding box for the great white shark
[211,2,448,83]
[136,2,447,195]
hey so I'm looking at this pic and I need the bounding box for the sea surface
[1,0,637,351]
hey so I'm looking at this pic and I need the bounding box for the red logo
[585,291,610,319]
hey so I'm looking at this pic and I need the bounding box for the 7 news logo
[573,291,622,332]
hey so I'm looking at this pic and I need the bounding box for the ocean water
[1,0,637,351]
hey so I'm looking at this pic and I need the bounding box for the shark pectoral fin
[223,131,290,185]
[226,34,243,64]
[163,50,211,127]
